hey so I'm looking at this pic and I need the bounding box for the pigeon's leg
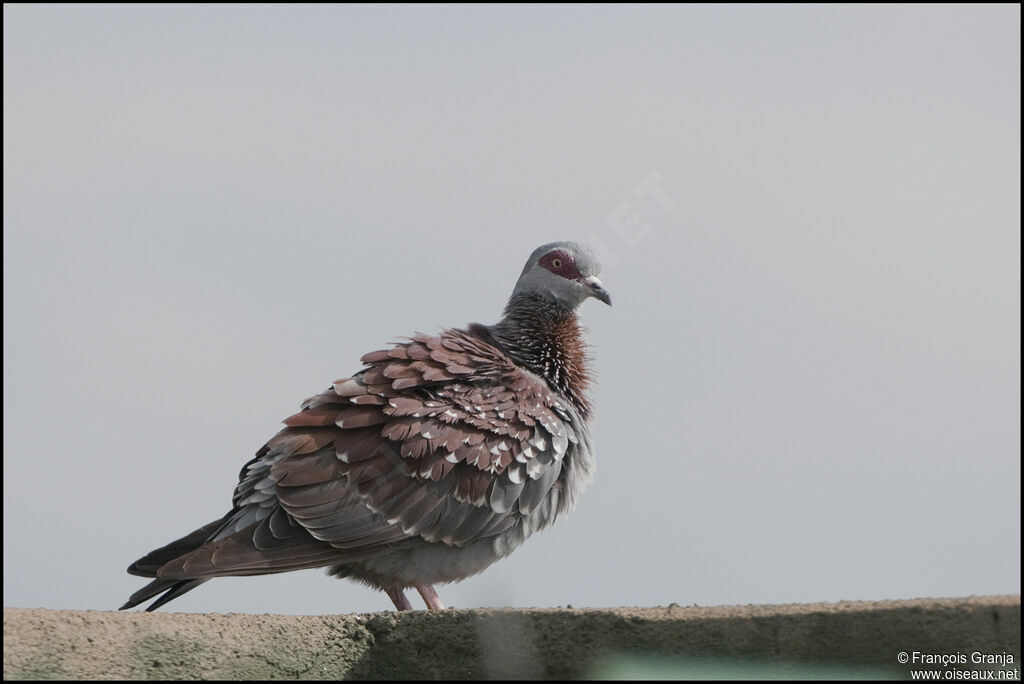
[415,584,445,611]
[386,587,413,611]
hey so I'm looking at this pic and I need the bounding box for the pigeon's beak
[584,276,612,306]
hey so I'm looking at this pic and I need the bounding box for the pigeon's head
[512,241,611,309]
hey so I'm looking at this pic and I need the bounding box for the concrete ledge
[3,595,1020,680]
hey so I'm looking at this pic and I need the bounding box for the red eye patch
[538,250,583,279]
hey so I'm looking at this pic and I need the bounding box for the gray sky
[4,4,1019,615]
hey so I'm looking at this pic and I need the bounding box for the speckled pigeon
[121,241,610,612]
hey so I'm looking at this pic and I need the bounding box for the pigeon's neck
[489,293,592,417]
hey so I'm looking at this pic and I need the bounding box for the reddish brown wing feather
[156,328,573,580]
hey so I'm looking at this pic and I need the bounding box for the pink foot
[386,587,413,611]
[415,584,445,611]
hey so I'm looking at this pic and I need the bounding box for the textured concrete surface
[3,595,1020,680]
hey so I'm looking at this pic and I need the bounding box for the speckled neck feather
[487,293,593,417]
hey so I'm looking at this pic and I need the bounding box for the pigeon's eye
[539,250,581,279]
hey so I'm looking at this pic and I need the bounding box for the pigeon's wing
[154,328,578,581]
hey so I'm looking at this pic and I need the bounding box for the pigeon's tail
[119,577,210,611]
[121,517,227,611]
